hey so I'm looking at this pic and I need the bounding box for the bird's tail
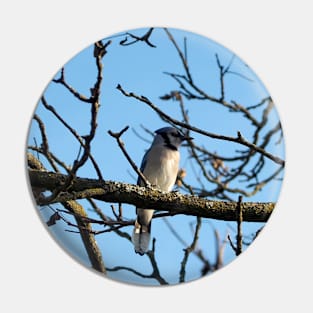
[131,220,151,255]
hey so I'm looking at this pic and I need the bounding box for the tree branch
[62,200,106,273]
[28,169,275,223]
[27,154,106,273]
[116,84,285,166]
[108,126,150,186]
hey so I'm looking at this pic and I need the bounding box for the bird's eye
[171,132,179,137]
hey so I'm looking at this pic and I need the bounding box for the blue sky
[27,27,285,285]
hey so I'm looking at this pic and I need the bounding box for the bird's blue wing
[137,148,150,185]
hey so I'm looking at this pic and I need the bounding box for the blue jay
[131,127,191,255]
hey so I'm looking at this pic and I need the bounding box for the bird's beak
[182,135,193,141]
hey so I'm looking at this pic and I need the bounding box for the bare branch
[236,196,243,256]
[53,67,92,103]
[179,217,202,283]
[27,155,105,273]
[28,169,275,223]
[32,115,59,172]
[116,84,285,166]
[62,200,106,273]
[108,126,150,187]
[164,28,193,83]
[40,96,103,180]
[120,28,156,48]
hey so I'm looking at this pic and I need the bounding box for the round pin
[26,27,285,286]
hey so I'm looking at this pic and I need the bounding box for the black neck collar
[160,132,178,151]
[164,143,178,151]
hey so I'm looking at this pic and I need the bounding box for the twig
[53,67,92,103]
[179,217,202,283]
[213,229,227,270]
[107,238,169,285]
[227,195,243,256]
[108,126,150,186]
[120,28,156,48]
[32,115,59,172]
[227,234,237,253]
[215,54,226,101]
[41,94,103,180]
[236,195,243,256]
[28,146,71,173]
[164,28,193,83]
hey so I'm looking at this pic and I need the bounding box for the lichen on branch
[28,169,275,223]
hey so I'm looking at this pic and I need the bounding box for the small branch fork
[108,126,150,187]
[107,238,168,285]
[120,28,156,48]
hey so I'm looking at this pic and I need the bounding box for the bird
[131,126,192,255]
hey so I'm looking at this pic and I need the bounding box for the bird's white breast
[142,145,180,192]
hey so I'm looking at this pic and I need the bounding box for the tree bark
[28,169,275,223]
[27,154,106,274]
[62,200,106,274]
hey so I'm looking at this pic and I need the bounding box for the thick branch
[28,169,275,223]
[62,200,106,273]
[27,154,105,273]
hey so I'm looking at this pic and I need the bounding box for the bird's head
[154,127,193,150]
